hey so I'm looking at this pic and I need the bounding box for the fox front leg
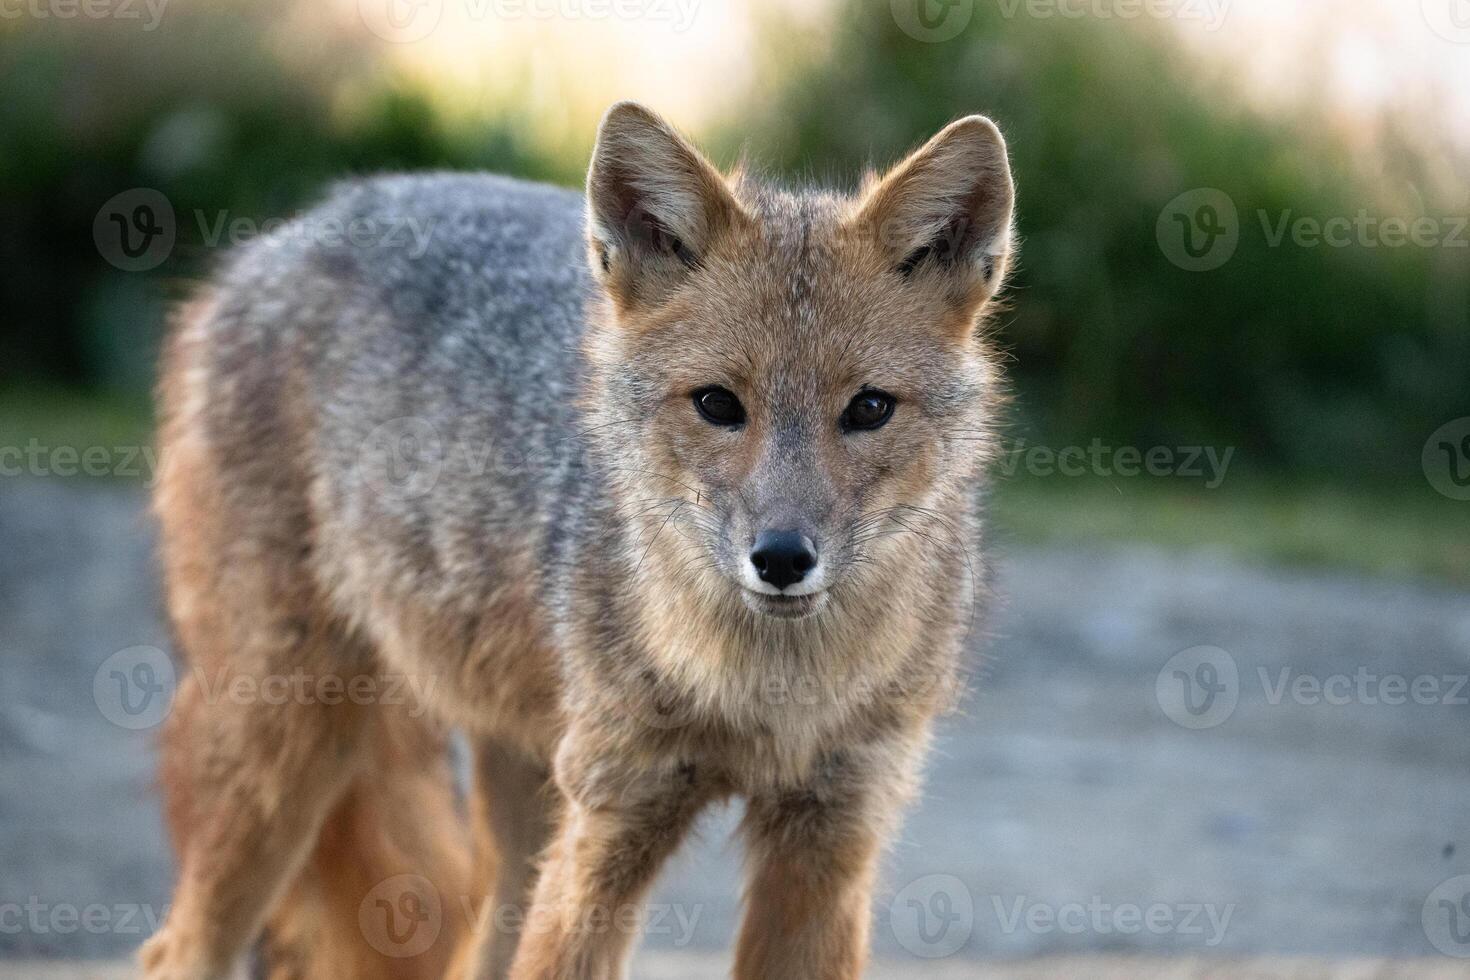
[508,743,709,980]
[733,737,925,980]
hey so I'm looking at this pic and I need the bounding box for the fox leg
[138,637,370,980]
[453,738,557,980]
[733,741,922,980]
[259,702,471,980]
[507,746,707,980]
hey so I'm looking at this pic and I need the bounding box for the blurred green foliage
[1,0,1465,488]
[722,4,1469,481]
[0,1,553,394]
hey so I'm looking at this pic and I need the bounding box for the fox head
[582,102,1013,623]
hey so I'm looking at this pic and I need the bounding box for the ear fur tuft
[586,101,746,311]
[848,115,1016,317]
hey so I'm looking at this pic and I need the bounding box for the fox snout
[748,529,819,592]
[739,524,829,619]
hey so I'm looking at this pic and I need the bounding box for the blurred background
[2,0,1469,976]
[4,0,1470,577]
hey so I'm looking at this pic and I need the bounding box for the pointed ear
[586,101,746,311]
[848,115,1015,319]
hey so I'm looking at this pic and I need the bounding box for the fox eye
[840,389,896,432]
[693,386,746,427]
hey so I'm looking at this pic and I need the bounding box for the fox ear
[586,101,745,311]
[849,115,1015,320]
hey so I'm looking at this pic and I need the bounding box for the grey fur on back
[197,173,599,627]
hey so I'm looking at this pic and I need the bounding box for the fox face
[582,103,1014,622]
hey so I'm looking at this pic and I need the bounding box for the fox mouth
[741,589,827,620]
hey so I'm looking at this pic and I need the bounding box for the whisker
[887,507,983,640]
[601,466,709,505]
[634,501,688,575]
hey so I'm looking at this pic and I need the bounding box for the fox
[139,101,1016,980]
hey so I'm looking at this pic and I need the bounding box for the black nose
[749,530,818,591]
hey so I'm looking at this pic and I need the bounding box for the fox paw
[138,930,229,980]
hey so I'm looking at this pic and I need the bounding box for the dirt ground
[3,478,1470,970]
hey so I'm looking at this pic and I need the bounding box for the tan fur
[143,301,474,980]
[143,105,1015,980]
[258,721,472,980]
